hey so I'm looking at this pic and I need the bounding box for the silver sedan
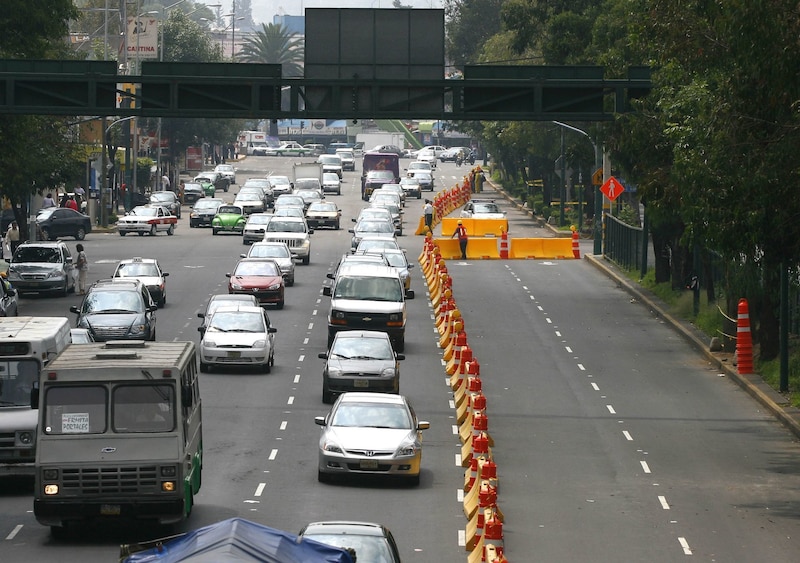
[315,392,429,485]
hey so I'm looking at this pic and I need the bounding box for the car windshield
[207,311,264,333]
[244,180,269,189]
[413,172,432,180]
[269,176,290,185]
[297,191,321,200]
[246,215,272,225]
[276,196,304,206]
[194,177,213,183]
[356,240,400,253]
[294,179,321,191]
[367,171,395,181]
[115,263,160,277]
[195,200,222,210]
[13,246,61,263]
[474,203,500,213]
[273,208,304,217]
[357,221,394,234]
[150,193,174,202]
[217,206,242,215]
[234,261,280,277]
[206,297,256,317]
[304,533,394,562]
[381,253,407,268]
[333,276,402,301]
[309,203,336,212]
[359,210,391,221]
[323,173,339,182]
[331,402,411,429]
[331,337,393,360]
[131,207,158,217]
[83,289,143,313]
[319,156,341,164]
[267,221,305,233]
[249,245,289,259]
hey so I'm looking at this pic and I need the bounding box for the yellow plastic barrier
[432,237,500,259]
[509,238,574,259]
[441,217,508,237]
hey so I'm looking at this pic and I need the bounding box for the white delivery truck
[0,316,71,476]
[238,130,269,156]
[356,132,405,151]
[291,162,324,191]
[34,340,203,536]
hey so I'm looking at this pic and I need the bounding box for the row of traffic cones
[420,233,508,563]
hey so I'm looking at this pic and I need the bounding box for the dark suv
[70,278,157,341]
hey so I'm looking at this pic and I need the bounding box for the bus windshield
[0,359,39,406]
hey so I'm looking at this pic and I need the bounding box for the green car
[200,181,216,198]
[211,204,246,235]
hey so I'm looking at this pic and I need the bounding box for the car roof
[91,278,145,290]
[211,305,264,315]
[301,521,391,537]
[337,392,406,405]
[333,330,392,341]
[117,256,158,265]
[334,264,400,279]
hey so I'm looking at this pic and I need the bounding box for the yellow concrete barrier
[432,237,500,260]
[441,217,508,237]
[432,238,462,259]
[509,237,574,259]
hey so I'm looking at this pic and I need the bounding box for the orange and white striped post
[571,225,580,258]
[499,228,509,259]
[736,298,753,374]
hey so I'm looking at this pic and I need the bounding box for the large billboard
[126,16,159,60]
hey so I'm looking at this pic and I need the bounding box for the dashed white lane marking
[298,354,305,362]
[658,496,670,510]
[678,537,692,555]
[545,318,552,324]
[565,346,573,353]
[287,396,294,405]
[5,524,22,540]
[640,461,652,474]
[280,421,287,430]
[269,449,278,461]
[458,529,466,547]
[308,322,314,330]
[255,483,266,497]
[590,382,600,391]
[606,405,616,414]
[622,430,633,441]
[457,489,464,502]
[303,337,309,344]
[312,310,317,316]
[577,363,586,371]
[455,454,462,466]
[451,425,459,435]
[293,374,300,383]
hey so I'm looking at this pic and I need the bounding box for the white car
[460,199,506,219]
[244,241,297,286]
[406,160,432,174]
[265,142,310,157]
[242,213,274,245]
[317,154,343,179]
[117,205,178,237]
[198,305,277,373]
[214,163,236,184]
[335,149,356,171]
[322,172,342,195]
[268,175,293,196]
[416,148,438,169]
[112,256,169,307]
[234,187,267,215]
[262,216,313,265]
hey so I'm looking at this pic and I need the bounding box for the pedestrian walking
[74,185,86,210]
[423,199,434,232]
[65,195,78,211]
[74,243,89,294]
[59,193,70,207]
[4,221,21,257]
[453,220,468,259]
[42,193,57,209]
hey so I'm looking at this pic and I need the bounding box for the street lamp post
[103,116,136,227]
[222,11,245,61]
[552,121,603,254]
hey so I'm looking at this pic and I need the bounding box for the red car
[226,258,285,309]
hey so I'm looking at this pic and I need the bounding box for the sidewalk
[484,176,800,440]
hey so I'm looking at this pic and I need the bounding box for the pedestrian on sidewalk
[453,220,468,259]
[423,199,434,232]
[4,221,21,256]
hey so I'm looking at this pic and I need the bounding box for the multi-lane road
[2,156,800,562]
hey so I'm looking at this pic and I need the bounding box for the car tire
[149,224,157,236]
[287,278,294,287]
[335,221,340,230]
[212,228,219,235]
[75,227,86,241]
[408,474,421,486]
[322,383,333,404]
[149,329,156,341]
[167,224,175,236]
[138,231,145,236]
[276,300,284,310]
[317,470,332,484]
[302,255,310,265]
[158,296,166,308]
[40,228,50,241]
[395,336,405,353]
[199,362,209,373]
[120,231,127,236]
[189,222,196,228]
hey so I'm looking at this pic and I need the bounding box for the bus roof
[44,341,196,377]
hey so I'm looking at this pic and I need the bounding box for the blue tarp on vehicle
[121,518,353,563]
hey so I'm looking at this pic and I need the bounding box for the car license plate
[227,351,241,358]
[100,504,121,516]
[360,460,379,469]
[353,379,369,388]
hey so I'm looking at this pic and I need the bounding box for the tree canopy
[237,23,304,77]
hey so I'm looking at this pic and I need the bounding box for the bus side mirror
[30,383,39,410]
[182,384,194,408]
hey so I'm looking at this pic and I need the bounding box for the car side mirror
[318,352,328,359]
[163,272,169,277]
[322,286,332,297]
[6,288,15,296]
[268,327,277,334]
[315,416,327,427]
[225,273,231,278]
[69,305,80,314]
[396,353,405,361]
[405,289,415,299]
[197,312,205,319]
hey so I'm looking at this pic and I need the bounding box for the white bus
[33,340,202,536]
[0,317,71,476]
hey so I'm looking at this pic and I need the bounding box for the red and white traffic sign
[600,176,625,201]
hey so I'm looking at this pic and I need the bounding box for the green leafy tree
[0,1,81,236]
[443,0,504,68]
[238,23,304,77]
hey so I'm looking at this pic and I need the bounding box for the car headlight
[267,283,281,290]
[7,270,20,281]
[326,366,342,378]
[300,239,310,248]
[130,323,146,335]
[322,439,343,454]
[332,310,345,320]
[230,282,243,290]
[388,313,402,322]
[381,367,396,378]
[47,270,65,279]
[252,339,266,348]
[190,212,198,218]
[203,339,216,348]
[396,438,418,457]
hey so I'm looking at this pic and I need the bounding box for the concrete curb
[481,176,800,439]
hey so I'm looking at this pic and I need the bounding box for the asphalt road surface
[2,156,800,562]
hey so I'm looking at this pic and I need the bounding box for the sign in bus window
[0,360,38,406]
[113,384,175,433]
[44,385,107,434]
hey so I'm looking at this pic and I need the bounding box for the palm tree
[238,23,304,77]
